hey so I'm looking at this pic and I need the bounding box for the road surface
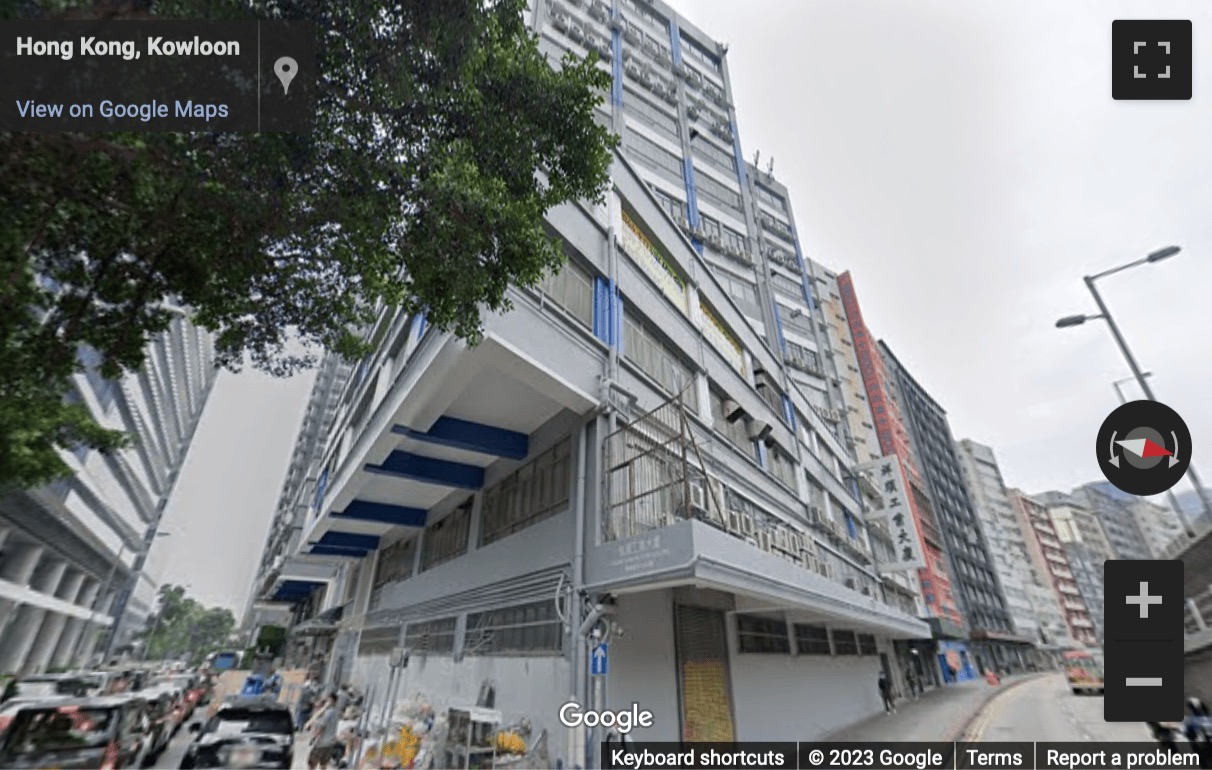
[969,673,1153,742]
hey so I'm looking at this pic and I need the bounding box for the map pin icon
[274,56,298,95]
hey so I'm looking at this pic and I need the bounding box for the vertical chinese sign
[856,454,925,573]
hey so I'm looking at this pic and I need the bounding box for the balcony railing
[601,388,886,603]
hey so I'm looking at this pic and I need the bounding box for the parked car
[179,696,294,769]
[0,695,153,769]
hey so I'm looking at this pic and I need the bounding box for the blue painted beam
[334,500,427,527]
[392,416,528,460]
[308,544,369,558]
[317,531,381,551]
[365,451,484,489]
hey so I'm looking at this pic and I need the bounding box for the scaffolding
[602,386,725,542]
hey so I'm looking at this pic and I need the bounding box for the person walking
[307,694,341,769]
[296,679,317,732]
[878,671,896,714]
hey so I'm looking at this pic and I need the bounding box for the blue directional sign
[591,642,608,676]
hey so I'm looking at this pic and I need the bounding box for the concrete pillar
[0,543,44,584]
[56,571,86,603]
[51,618,87,670]
[0,605,48,676]
[32,559,69,595]
[25,611,70,674]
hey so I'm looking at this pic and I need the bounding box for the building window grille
[769,448,796,489]
[623,312,698,409]
[464,600,563,656]
[538,258,594,329]
[373,536,417,588]
[404,617,457,654]
[794,623,831,655]
[736,615,790,654]
[857,633,878,655]
[358,626,400,655]
[831,629,860,655]
[421,501,471,572]
[649,185,687,222]
[755,185,786,212]
[710,388,754,456]
[721,226,747,254]
[480,438,573,546]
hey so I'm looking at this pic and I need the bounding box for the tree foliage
[1,0,618,489]
[140,584,237,664]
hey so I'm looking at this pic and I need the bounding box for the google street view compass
[1097,399,1192,496]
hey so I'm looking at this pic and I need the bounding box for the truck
[1063,650,1105,695]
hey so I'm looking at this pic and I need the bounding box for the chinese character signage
[856,454,925,573]
[699,300,745,375]
[620,211,688,315]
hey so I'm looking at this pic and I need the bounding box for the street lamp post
[1056,245,1212,529]
[101,530,172,662]
[1111,374,1194,538]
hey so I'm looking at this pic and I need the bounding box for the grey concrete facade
[0,318,215,676]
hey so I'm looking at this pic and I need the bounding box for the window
[624,128,682,178]
[624,89,679,138]
[755,184,786,212]
[464,600,563,655]
[539,259,594,329]
[700,214,722,240]
[831,629,860,655]
[794,623,831,655]
[404,617,457,654]
[649,185,687,222]
[721,226,747,254]
[857,633,878,655]
[623,313,698,409]
[373,537,417,587]
[770,272,803,301]
[358,626,400,655]
[769,448,796,489]
[420,501,471,571]
[694,173,742,211]
[716,272,760,317]
[480,438,572,546]
[710,389,753,456]
[785,342,820,375]
[691,136,736,173]
[736,615,790,653]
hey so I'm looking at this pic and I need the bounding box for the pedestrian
[296,679,317,731]
[308,694,341,769]
[906,670,919,700]
[878,671,896,714]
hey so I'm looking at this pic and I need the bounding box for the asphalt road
[969,673,1153,742]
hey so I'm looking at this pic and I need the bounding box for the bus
[1063,650,1104,695]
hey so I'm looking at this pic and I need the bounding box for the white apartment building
[0,317,216,675]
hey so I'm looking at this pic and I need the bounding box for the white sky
[146,0,1212,613]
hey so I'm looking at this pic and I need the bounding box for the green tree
[1,0,617,490]
[141,584,236,664]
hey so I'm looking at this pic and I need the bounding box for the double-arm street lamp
[1056,245,1212,532]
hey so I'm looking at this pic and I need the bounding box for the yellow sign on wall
[620,211,688,314]
[699,301,744,375]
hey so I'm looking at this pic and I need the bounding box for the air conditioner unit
[741,514,757,536]
[623,26,641,45]
[707,234,722,250]
[589,0,609,20]
[757,530,772,552]
[672,62,686,77]
[551,11,570,31]
[638,71,654,90]
[747,420,772,442]
[809,505,823,524]
[663,88,678,105]
[567,24,586,42]
[675,215,689,230]
[721,398,745,422]
[686,103,701,120]
[727,510,742,533]
[685,70,703,88]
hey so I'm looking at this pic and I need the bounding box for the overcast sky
[146,0,1212,614]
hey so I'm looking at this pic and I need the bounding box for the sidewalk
[824,673,1048,743]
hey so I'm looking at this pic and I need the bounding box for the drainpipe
[569,419,590,767]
